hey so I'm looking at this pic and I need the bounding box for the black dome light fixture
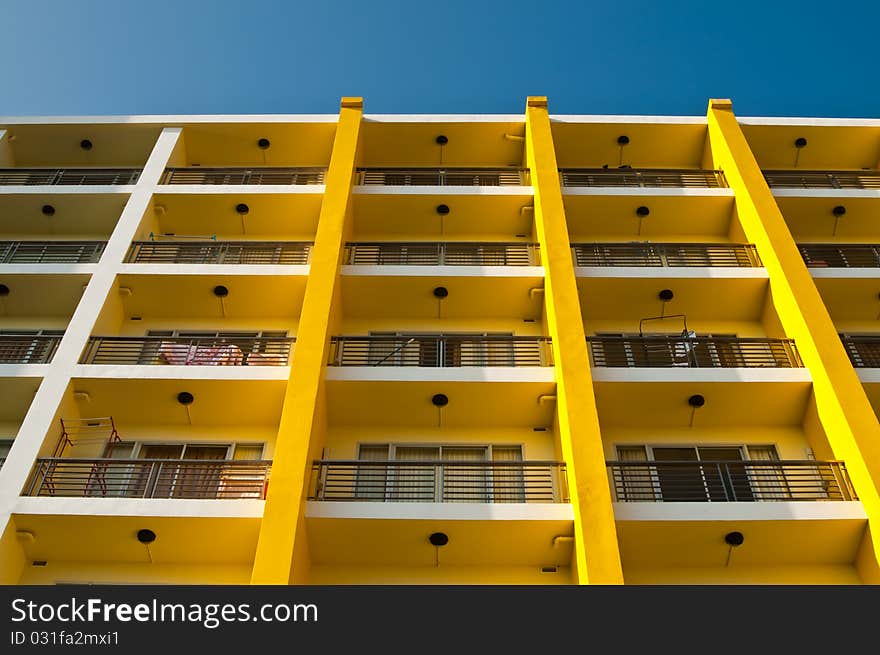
[257,138,271,150]
[617,134,630,166]
[832,205,847,237]
[432,393,448,428]
[794,137,807,167]
[235,203,250,215]
[0,283,9,296]
[636,205,650,235]
[688,393,705,428]
[177,391,195,426]
[658,288,674,317]
[79,138,93,151]
[429,531,449,567]
[433,286,449,299]
[724,530,744,567]
[436,204,450,215]
[435,135,449,146]
[41,204,55,216]
[213,285,229,318]
[137,528,157,564]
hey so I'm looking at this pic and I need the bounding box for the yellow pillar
[525,97,624,584]
[706,99,880,582]
[251,97,363,584]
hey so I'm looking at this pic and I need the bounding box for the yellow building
[0,97,879,585]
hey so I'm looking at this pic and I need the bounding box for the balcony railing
[841,334,880,368]
[607,460,856,502]
[587,336,802,368]
[309,460,568,503]
[799,244,880,268]
[126,241,312,265]
[356,168,529,186]
[329,335,553,367]
[572,242,760,267]
[344,242,540,266]
[0,240,106,264]
[160,167,326,185]
[25,458,271,499]
[80,336,294,366]
[764,170,880,190]
[0,335,63,363]
[0,168,141,185]
[559,168,725,188]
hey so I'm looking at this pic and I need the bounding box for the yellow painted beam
[525,96,624,584]
[706,99,880,582]
[251,97,363,584]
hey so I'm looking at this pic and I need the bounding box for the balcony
[0,240,106,264]
[560,168,725,188]
[328,335,552,368]
[344,242,539,266]
[160,167,326,185]
[80,335,294,366]
[800,243,880,268]
[309,460,568,503]
[764,170,880,190]
[572,242,760,268]
[587,335,802,369]
[0,168,141,186]
[125,240,312,265]
[607,459,855,502]
[841,334,880,368]
[356,168,528,186]
[24,457,271,499]
[0,333,63,363]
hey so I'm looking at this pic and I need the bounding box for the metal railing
[309,460,568,503]
[764,170,880,190]
[799,244,880,268]
[572,242,760,267]
[841,334,880,368]
[344,242,540,266]
[0,240,106,264]
[160,167,326,185]
[0,168,141,185]
[607,460,856,502]
[587,335,802,368]
[559,168,725,188]
[25,458,271,499]
[356,167,529,186]
[329,335,553,367]
[80,336,294,366]
[0,335,63,363]
[126,241,312,265]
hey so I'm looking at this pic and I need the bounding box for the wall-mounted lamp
[794,137,807,167]
[636,205,650,235]
[257,138,271,150]
[832,205,846,237]
[724,530,744,567]
[177,391,195,425]
[137,528,156,564]
[429,531,449,567]
[688,393,705,427]
[41,204,55,216]
[432,393,448,428]
[79,139,93,151]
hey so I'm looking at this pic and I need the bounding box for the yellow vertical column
[251,97,363,584]
[525,97,623,584]
[706,99,880,581]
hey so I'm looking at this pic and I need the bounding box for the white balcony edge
[562,186,734,197]
[0,263,99,275]
[117,263,310,276]
[590,368,812,383]
[13,495,265,519]
[353,185,534,197]
[341,265,544,278]
[809,268,880,279]
[612,500,866,522]
[73,364,291,381]
[325,367,556,383]
[0,363,51,378]
[574,266,768,279]
[772,189,880,199]
[0,186,135,195]
[305,501,574,521]
[153,185,326,195]
[856,369,880,384]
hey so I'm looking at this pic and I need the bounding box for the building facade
[0,97,879,585]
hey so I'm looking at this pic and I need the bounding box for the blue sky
[2,0,878,117]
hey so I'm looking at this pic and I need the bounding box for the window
[355,444,525,502]
[613,444,782,502]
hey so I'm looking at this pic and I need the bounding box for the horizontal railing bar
[161,167,326,185]
[125,241,312,264]
[764,170,880,189]
[356,167,529,186]
[0,241,107,264]
[587,336,802,368]
[81,336,294,366]
[0,168,141,185]
[559,168,725,188]
[799,244,880,268]
[571,242,760,267]
[344,242,540,266]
